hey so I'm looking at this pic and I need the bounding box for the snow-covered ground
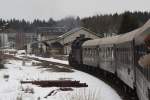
[16,54,69,65]
[0,55,122,100]
[28,55,69,65]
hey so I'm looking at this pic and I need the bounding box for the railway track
[74,66,139,100]
[25,55,139,100]
[24,56,70,68]
[3,54,139,100]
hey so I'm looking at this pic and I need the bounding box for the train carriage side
[134,20,150,100]
[98,36,119,74]
[116,30,138,89]
[82,39,100,67]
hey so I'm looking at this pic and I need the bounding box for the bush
[0,63,4,69]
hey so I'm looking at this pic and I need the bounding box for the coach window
[86,48,88,56]
[93,48,94,56]
[102,48,104,58]
[122,48,125,63]
[109,47,111,56]
[93,48,95,56]
[86,48,88,57]
[121,48,123,63]
[112,47,114,58]
[91,48,93,55]
[124,48,126,63]
[104,48,106,58]
[125,48,127,64]
[128,48,131,64]
[99,48,101,52]
[103,48,105,58]
[90,48,92,56]
[122,48,126,63]
[107,47,109,58]
[88,48,90,56]
[108,47,110,58]
[127,48,129,64]
[110,47,112,58]
[84,48,86,56]
[107,48,109,58]
[99,48,101,57]
[89,48,91,56]
[87,48,89,56]
[109,47,111,57]
[105,48,107,58]
[148,66,150,81]
[94,48,96,56]
[95,48,97,56]
[124,48,126,64]
[106,47,109,58]
[92,48,94,56]
[91,48,93,56]
[96,48,98,56]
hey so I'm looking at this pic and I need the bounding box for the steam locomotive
[69,20,150,100]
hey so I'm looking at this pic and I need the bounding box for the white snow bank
[26,55,69,65]
[17,50,26,55]
[0,58,121,100]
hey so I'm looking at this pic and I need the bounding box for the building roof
[37,27,68,35]
[58,27,102,39]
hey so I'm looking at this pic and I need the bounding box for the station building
[57,27,101,54]
[27,27,101,56]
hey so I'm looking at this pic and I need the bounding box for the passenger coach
[69,19,150,100]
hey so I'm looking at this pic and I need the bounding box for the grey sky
[0,0,149,21]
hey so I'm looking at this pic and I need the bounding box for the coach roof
[99,35,120,45]
[117,19,150,44]
[82,39,101,47]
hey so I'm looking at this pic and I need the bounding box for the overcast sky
[0,0,149,21]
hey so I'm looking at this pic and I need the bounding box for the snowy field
[0,54,122,100]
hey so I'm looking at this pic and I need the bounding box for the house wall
[64,45,72,55]
[0,33,8,48]
[37,33,60,54]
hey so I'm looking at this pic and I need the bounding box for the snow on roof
[82,39,101,47]
[17,50,26,54]
[117,19,150,44]
[58,27,101,40]
[99,35,120,45]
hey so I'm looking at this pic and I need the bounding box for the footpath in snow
[0,54,122,100]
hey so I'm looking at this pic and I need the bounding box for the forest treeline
[0,17,81,33]
[0,11,150,36]
[82,11,150,36]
